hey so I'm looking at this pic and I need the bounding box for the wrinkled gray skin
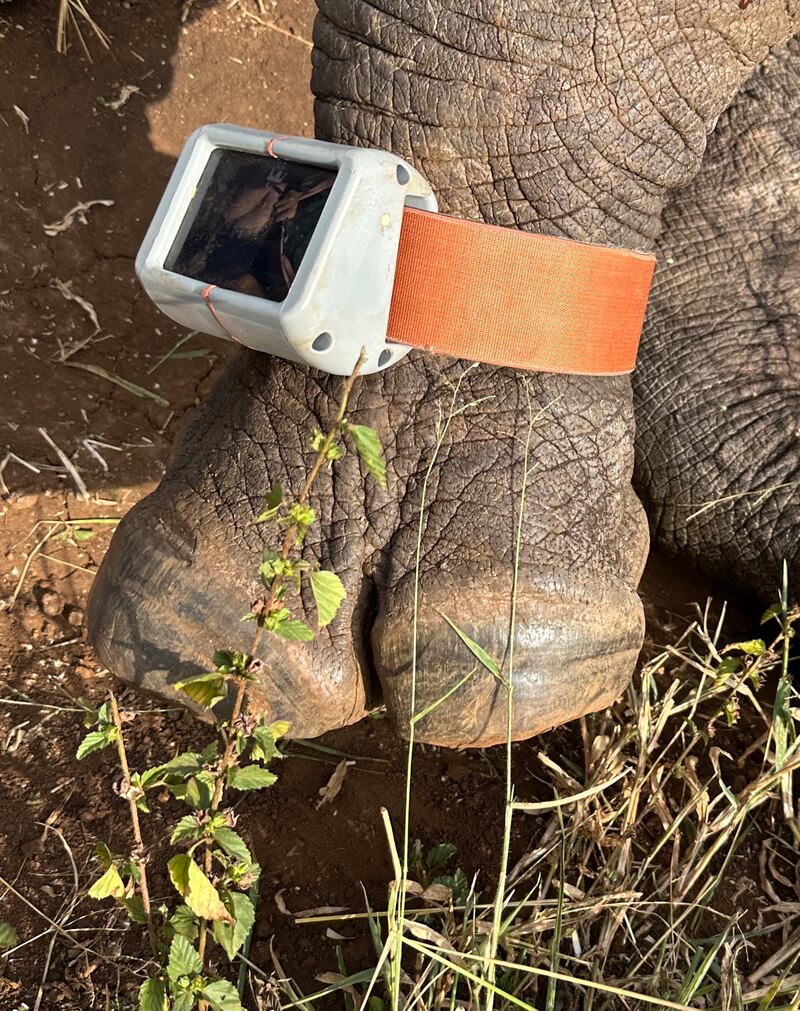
[634,38,800,594]
[88,3,799,747]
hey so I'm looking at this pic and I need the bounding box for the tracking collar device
[136,125,655,377]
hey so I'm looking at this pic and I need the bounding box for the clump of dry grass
[290,587,799,1011]
[56,0,109,59]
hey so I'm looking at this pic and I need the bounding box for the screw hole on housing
[378,349,392,368]
[396,165,410,185]
[312,332,334,352]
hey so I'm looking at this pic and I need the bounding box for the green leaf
[0,921,18,949]
[259,553,304,590]
[272,617,314,642]
[168,854,233,923]
[201,978,246,1011]
[174,672,227,709]
[184,772,216,812]
[123,895,148,924]
[347,424,386,488]
[440,613,502,678]
[212,826,253,865]
[212,891,255,960]
[88,863,126,900]
[138,977,167,1011]
[76,728,114,760]
[267,719,290,740]
[140,751,204,788]
[171,815,204,846]
[728,639,766,656]
[761,602,782,624]
[172,994,196,1011]
[716,656,743,678]
[226,765,277,791]
[426,843,457,873]
[76,695,100,726]
[283,502,316,533]
[213,649,249,675]
[167,933,202,983]
[95,841,114,869]
[310,569,346,628]
[168,905,199,941]
[213,648,236,669]
[774,678,793,766]
[255,482,283,523]
[250,725,281,764]
[96,701,113,724]
[438,867,470,903]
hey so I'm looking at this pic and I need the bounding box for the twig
[39,428,88,500]
[38,552,96,575]
[0,451,41,496]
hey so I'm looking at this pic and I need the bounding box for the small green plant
[0,921,18,950]
[410,841,469,906]
[76,353,385,1009]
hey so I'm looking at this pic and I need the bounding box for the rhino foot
[88,354,647,746]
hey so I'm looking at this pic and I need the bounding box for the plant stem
[197,350,367,978]
[108,692,159,958]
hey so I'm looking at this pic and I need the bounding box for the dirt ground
[0,2,783,1008]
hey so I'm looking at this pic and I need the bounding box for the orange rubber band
[202,284,244,345]
[388,208,655,375]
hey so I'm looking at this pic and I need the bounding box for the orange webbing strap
[387,208,656,375]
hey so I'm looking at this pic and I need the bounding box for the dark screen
[165,148,336,302]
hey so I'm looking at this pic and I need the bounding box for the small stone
[40,589,64,617]
[66,607,85,627]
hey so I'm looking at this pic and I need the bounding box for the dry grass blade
[307,590,799,1011]
[32,822,82,1011]
[43,200,114,237]
[38,428,88,499]
[0,451,41,496]
[52,277,100,334]
[56,0,110,58]
[65,361,170,407]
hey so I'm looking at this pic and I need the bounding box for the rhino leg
[89,2,799,744]
[635,40,800,600]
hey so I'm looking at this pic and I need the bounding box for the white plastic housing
[135,125,438,375]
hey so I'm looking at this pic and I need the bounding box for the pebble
[40,589,64,617]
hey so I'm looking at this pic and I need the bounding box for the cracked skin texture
[88,2,799,746]
[634,39,800,600]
